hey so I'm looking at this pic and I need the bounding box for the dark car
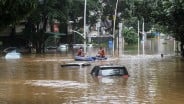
[90,65,129,78]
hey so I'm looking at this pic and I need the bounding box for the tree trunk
[41,15,48,53]
[10,25,16,46]
[180,42,184,57]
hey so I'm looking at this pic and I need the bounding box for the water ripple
[25,80,89,89]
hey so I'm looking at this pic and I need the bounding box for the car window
[100,68,124,76]
[7,48,15,51]
[3,47,17,53]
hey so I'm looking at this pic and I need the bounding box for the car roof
[91,64,129,77]
[97,64,126,69]
[3,47,17,52]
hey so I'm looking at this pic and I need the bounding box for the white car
[57,44,68,52]
[3,47,29,54]
[3,47,21,59]
[3,47,17,53]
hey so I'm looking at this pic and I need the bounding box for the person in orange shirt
[77,47,84,57]
[97,47,105,58]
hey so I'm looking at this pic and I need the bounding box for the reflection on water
[124,38,175,55]
[25,80,89,88]
[0,39,184,104]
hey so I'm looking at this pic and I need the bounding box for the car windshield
[3,47,17,53]
[100,68,124,76]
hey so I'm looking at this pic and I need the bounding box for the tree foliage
[148,0,184,56]
[1,0,184,55]
[153,0,184,41]
[0,0,37,31]
[123,26,138,44]
[23,0,99,53]
[23,0,70,53]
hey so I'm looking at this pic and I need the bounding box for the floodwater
[0,39,184,104]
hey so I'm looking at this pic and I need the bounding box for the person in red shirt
[97,47,105,58]
[77,47,84,57]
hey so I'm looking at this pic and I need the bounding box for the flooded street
[0,39,184,104]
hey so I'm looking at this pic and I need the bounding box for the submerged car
[2,47,29,54]
[90,65,129,78]
[3,47,17,54]
[57,44,68,52]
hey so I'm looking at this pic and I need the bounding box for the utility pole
[118,19,123,57]
[112,0,119,56]
[138,20,140,55]
[142,18,145,55]
[84,0,87,54]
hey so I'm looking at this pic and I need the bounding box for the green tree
[150,0,184,56]
[0,0,37,31]
[68,0,99,30]
[23,0,101,53]
[23,0,70,53]
[123,26,138,44]
[0,0,37,46]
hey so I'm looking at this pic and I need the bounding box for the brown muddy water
[0,39,184,104]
